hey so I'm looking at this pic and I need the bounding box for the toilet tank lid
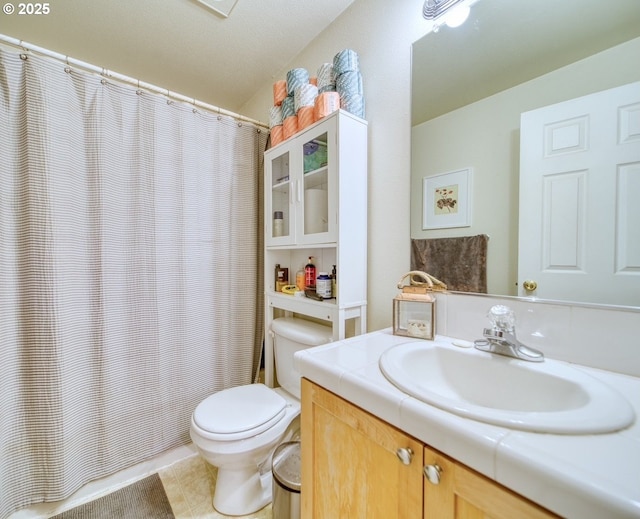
[271,317,333,346]
[193,383,286,436]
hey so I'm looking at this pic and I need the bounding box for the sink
[379,340,635,434]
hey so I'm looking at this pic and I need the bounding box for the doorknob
[424,464,443,485]
[523,280,538,292]
[396,447,414,465]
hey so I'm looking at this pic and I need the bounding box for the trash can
[272,440,301,519]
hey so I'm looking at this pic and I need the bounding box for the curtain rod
[0,34,270,130]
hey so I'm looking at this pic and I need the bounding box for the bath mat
[51,473,175,519]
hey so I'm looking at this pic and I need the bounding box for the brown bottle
[304,256,316,289]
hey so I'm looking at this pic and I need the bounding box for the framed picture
[422,168,472,230]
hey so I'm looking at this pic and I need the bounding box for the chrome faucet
[474,305,544,362]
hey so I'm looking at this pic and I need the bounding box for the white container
[273,211,284,237]
[316,272,332,299]
[304,189,328,234]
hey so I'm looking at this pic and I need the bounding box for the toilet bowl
[189,317,332,516]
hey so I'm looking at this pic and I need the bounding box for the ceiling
[0,0,355,116]
[412,0,640,125]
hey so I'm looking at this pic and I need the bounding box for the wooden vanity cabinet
[301,378,423,518]
[423,445,557,519]
[301,379,558,519]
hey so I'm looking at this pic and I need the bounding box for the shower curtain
[0,48,267,517]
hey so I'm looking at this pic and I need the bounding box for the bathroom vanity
[296,327,640,518]
[302,378,556,518]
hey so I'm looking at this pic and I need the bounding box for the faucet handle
[488,305,515,332]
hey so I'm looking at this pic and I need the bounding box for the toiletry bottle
[275,264,288,292]
[316,272,331,299]
[273,211,284,237]
[296,268,305,291]
[331,264,337,298]
[305,256,316,289]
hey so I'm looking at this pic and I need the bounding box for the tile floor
[159,454,272,519]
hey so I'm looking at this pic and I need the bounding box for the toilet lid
[193,383,287,440]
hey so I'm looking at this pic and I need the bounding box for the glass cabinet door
[299,131,332,243]
[268,151,291,243]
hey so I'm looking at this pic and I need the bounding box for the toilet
[189,317,333,516]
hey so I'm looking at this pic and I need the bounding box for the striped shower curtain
[0,47,267,517]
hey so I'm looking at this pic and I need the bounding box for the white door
[519,82,640,306]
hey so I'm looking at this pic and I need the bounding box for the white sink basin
[379,340,635,434]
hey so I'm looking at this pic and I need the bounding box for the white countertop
[294,328,640,519]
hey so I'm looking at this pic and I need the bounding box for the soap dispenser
[304,256,316,289]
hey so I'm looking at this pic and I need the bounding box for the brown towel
[411,235,489,293]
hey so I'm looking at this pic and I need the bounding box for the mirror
[410,0,640,307]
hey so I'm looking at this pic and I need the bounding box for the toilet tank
[271,317,333,399]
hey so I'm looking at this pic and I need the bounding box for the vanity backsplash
[434,292,640,378]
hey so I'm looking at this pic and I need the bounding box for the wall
[241,0,431,331]
[436,292,640,378]
[1,0,435,333]
[410,37,640,296]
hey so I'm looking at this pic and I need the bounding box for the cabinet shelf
[304,165,328,176]
[268,291,336,308]
[272,179,290,191]
[266,243,337,252]
[303,166,328,190]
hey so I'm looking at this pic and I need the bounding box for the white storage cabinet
[263,110,367,386]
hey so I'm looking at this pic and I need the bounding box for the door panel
[519,82,640,305]
[302,379,423,519]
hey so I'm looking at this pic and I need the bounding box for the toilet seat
[193,383,287,441]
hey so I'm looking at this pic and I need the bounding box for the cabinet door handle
[396,447,414,465]
[424,464,442,485]
[290,180,296,205]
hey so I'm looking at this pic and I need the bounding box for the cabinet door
[296,122,337,245]
[265,121,337,246]
[301,379,423,519]
[423,446,558,519]
[265,145,294,246]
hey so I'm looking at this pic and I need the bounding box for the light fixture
[444,4,470,27]
[195,0,239,18]
[423,0,471,30]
